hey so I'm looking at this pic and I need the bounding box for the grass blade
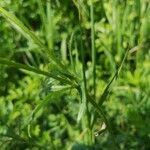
[91,48,129,131]
[77,83,86,123]
[32,87,71,120]
[26,87,71,137]
[69,32,76,73]
[0,58,73,85]
[98,48,129,106]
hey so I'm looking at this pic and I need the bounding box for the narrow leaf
[0,58,72,85]
[98,49,129,106]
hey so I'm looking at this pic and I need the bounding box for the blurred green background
[0,0,150,149]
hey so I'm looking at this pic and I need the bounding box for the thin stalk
[80,30,87,103]
[80,29,91,144]
[80,31,87,104]
[46,0,54,51]
[90,2,96,100]
[69,32,76,73]
[37,0,53,52]
[135,0,141,67]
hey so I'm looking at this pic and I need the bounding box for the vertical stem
[81,40,86,90]
[46,0,53,51]
[80,29,87,110]
[69,32,76,73]
[135,0,141,68]
[80,28,91,144]
[90,2,96,100]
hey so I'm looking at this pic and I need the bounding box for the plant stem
[90,2,96,100]
[80,28,91,144]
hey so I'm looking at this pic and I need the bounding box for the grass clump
[0,0,149,149]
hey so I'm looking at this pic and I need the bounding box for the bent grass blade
[0,58,74,85]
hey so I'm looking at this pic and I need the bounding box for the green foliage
[0,0,149,149]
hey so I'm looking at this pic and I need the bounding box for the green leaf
[77,97,86,123]
[0,6,75,78]
[98,49,129,106]
[0,58,72,85]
